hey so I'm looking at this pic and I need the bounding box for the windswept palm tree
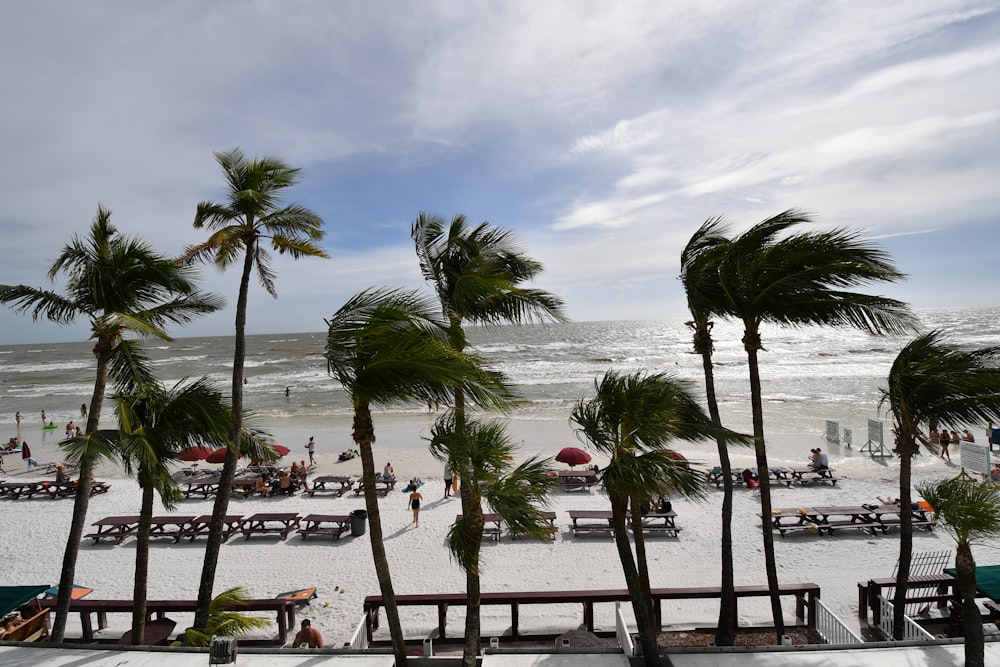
[918,475,1000,667]
[65,377,256,645]
[880,331,1000,641]
[714,210,916,641]
[679,216,745,645]
[412,212,565,660]
[0,206,222,641]
[572,370,745,667]
[175,587,271,647]
[182,148,327,629]
[325,287,511,666]
[428,412,557,667]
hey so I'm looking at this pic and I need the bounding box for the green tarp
[944,564,1000,601]
[0,585,50,617]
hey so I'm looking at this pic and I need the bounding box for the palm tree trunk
[892,441,915,639]
[745,343,785,641]
[354,403,407,666]
[52,342,111,642]
[462,492,484,667]
[195,246,253,629]
[956,541,985,667]
[131,479,154,645]
[697,339,737,645]
[611,493,669,667]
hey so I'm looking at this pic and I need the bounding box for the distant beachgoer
[40,410,46,423]
[940,435,951,461]
[963,429,975,442]
[292,619,323,648]
[384,462,394,478]
[15,411,21,427]
[21,441,38,468]
[80,403,87,418]
[284,386,290,397]
[305,437,316,465]
[929,428,940,444]
[54,464,69,484]
[65,421,74,437]
[408,487,423,526]
[443,461,453,498]
[75,427,82,436]
[0,452,5,474]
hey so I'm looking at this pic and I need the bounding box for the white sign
[867,419,884,445]
[961,442,991,477]
[825,420,840,444]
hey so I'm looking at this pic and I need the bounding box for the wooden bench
[556,470,598,491]
[0,481,46,499]
[172,514,244,542]
[355,478,395,496]
[3,606,50,642]
[307,475,354,497]
[296,514,351,540]
[241,512,301,540]
[363,583,820,643]
[27,597,296,646]
[857,573,955,625]
[785,468,838,486]
[117,617,176,645]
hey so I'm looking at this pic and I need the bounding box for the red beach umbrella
[661,449,688,466]
[555,447,592,467]
[178,446,213,462]
[205,447,238,464]
[273,444,291,457]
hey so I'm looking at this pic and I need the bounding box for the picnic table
[567,510,615,536]
[241,512,301,540]
[354,478,395,496]
[631,510,682,537]
[45,480,111,499]
[783,467,839,486]
[0,481,46,499]
[307,475,354,497]
[147,515,197,541]
[765,506,882,537]
[182,476,220,499]
[232,478,261,499]
[173,514,244,542]
[707,467,791,489]
[455,513,505,541]
[869,504,937,531]
[296,514,351,540]
[86,516,141,544]
[556,469,598,491]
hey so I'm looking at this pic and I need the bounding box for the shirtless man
[292,619,323,648]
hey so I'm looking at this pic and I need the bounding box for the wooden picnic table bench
[785,467,839,486]
[0,481,46,499]
[707,467,791,489]
[296,513,351,540]
[182,476,220,499]
[27,597,296,646]
[242,512,301,540]
[117,617,177,646]
[231,477,261,499]
[85,515,141,544]
[556,469,598,491]
[173,514,244,542]
[363,583,819,643]
[45,480,111,499]
[869,504,937,531]
[631,510,681,537]
[355,478,395,496]
[857,573,955,625]
[147,515,197,540]
[764,506,882,537]
[307,475,354,497]
[455,513,505,541]
[568,509,681,537]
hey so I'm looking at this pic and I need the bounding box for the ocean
[0,305,996,475]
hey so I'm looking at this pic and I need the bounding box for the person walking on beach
[21,441,38,468]
[305,436,316,466]
[408,486,423,526]
[940,433,951,461]
[443,460,454,498]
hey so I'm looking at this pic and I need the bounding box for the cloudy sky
[1,1,997,344]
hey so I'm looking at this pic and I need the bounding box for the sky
[0,1,997,345]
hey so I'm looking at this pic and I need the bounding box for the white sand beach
[0,419,987,647]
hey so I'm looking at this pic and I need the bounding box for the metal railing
[614,601,636,656]
[814,599,864,645]
[877,595,936,641]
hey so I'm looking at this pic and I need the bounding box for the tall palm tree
[182,147,327,628]
[324,287,511,666]
[879,331,1000,640]
[427,412,557,667]
[679,216,745,645]
[66,378,258,644]
[571,370,744,667]
[714,209,916,641]
[918,475,1000,667]
[0,206,222,641]
[412,212,565,658]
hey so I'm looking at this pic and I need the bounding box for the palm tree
[714,210,916,641]
[679,216,745,645]
[324,287,511,666]
[182,147,327,628]
[412,212,565,659]
[65,378,259,644]
[917,475,1000,667]
[0,206,222,642]
[879,331,1000,640]
[427,412,557,667]
[572,370,744,666]
[174,587,271,647]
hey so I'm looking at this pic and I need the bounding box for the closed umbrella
[555,447,592,467]
[273,444,291,457]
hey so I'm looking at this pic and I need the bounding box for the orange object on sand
[918,500,933,513]
[276,587,317,603]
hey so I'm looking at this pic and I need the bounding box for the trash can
[350,509,367,537]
